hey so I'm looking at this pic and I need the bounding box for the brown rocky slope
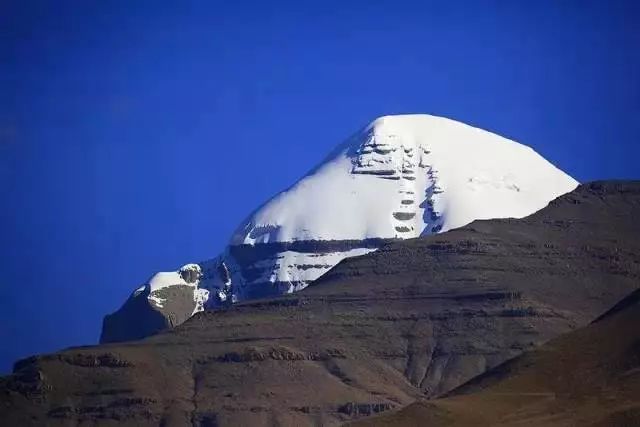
[350,287,640,427]
[1,181,639,426]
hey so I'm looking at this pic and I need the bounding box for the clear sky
[1,0,638,372]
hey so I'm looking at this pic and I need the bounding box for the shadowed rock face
[101,263,208,343]
[100,285,199,343]
[1,181,639,426]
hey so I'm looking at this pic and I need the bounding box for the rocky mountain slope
[102,114,577,343]
[1,181,638,426]
[351,287,640,427]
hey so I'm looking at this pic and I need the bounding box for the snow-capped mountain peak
[101,114,578,343]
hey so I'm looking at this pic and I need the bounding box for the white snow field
[123,114,579,317]
[233,114,578,243]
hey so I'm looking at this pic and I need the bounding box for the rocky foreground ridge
[1,181,638,426]
[351,288,640,426]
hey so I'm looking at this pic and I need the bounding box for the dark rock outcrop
[101,284,200,343]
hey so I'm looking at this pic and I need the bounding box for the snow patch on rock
[134,263,206,310]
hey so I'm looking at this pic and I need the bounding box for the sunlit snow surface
[135,115,578,312]
[233,114,578,243]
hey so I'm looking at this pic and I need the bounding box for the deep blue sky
[1,0,638,372]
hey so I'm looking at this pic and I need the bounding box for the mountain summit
[101,114,578,343]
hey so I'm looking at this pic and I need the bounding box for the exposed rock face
[101,114,578,343]
[2,181,638,426]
